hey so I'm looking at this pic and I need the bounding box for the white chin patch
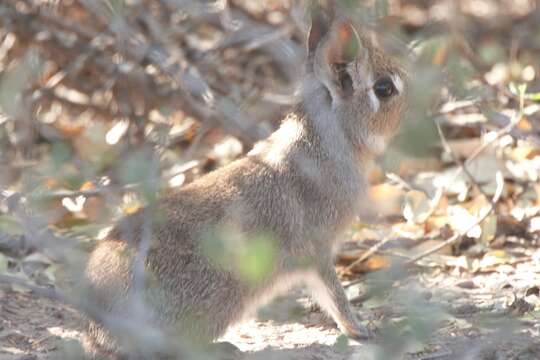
[366,134,387,154]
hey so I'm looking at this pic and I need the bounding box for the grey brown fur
[83,6,407,359]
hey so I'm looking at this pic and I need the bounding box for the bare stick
[408,86,527,265]
[345,233,395,272]
[436,120,491,200]
[2,161,200,201]
[408,170,504,265]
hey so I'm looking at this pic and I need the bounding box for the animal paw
[341,321,375,342]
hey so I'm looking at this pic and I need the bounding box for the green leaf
[237,235,276,285]
[525,92,540,101]
[334,334,349,352]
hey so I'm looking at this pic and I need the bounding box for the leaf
[62,196,86,213]
[73,122,116,165]
[466,153,501,184]
[529,217,540,233]
[478,250,512,270]
[468,196,497,243]
[121,198,143,215]
[349,255,391,273]
[53,120,86,138]
[445,255,473,270]
[402,190,431,224]
[416,169,468,200]
[105,120,129,145]
[24,252,53,265]
[237,235,276,285]
[526,92,540,101]
[425,214,450,233]
[334,335,349,352]
[202,228,276,285]
[345,283,365,300]
[392,222,426,239]
[445,137,483,160]
[448,205,482,238]
[506,157,540,182]
[510,187,539,221]
[369,183,404,217]
[480,213,497,243]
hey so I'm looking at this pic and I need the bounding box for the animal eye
[373,76,396,99]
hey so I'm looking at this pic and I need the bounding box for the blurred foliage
[202,226,276,285]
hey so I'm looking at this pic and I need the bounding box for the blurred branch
[345,233,398,272]
[0,0,302,147]
[1,160,200,202]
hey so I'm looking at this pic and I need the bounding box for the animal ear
[308,9,331,56]
[306,0,362,63]
[311,18,364,100]
[326,21,362,65]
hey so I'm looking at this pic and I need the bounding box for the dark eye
[374,76,397,99]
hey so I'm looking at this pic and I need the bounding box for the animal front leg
[307,261,373,341]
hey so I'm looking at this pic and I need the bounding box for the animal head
[303,4,407,155]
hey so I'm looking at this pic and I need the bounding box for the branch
[21,160,200,201]
[408,87,528,266]
[345,233,397,272]
[407,170,504,265]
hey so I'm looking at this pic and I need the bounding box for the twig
[438,110,517,193]
[436,120,491,201]
[409,84,528,266]
[345,233,395,272]
[1,1,274,145]
[341,244,413,285]
[419,350,454,360]
[407,170,504,265]
[11,160,200,201]
[408,106,523,265]
[386,172,415,191]
[183,124,210,160]
[352,245,412,261]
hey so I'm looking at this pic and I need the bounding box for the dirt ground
[1,253,539,360]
